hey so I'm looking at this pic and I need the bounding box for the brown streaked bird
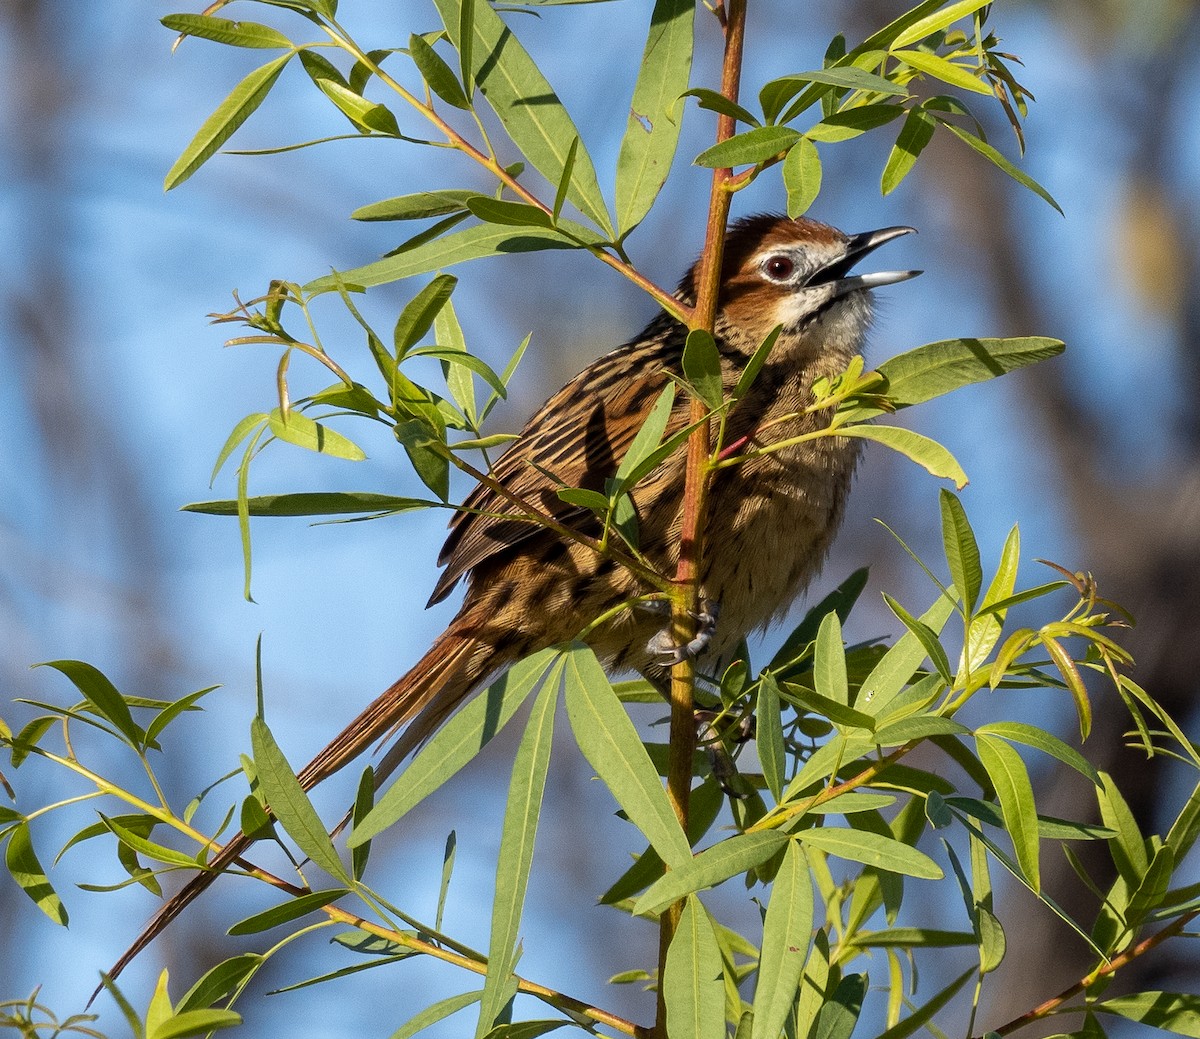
[108,213,919,979]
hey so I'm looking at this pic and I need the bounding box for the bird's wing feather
[428,325,681,605]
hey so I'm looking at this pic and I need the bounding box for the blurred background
[2,1,1198,1036]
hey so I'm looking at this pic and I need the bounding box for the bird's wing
[428,327,681,605]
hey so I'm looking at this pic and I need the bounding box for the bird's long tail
[102,610,499,989]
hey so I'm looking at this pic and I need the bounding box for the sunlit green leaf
[633,832,789,915]
[752,841,814,1039]
[6,822,67,925]
[695,126,800,168]
[976,733,1039,891]
[268,409,366,460]
[798,826,943,879]
[881,105,935,195]
[162,14,293,49]
[227,888,348,935]
[664,897,724,1039]
[840,424,967,488]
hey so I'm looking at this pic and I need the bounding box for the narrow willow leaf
[33,660,145,749]
[1097,771,1148,888]
[752,842,814,1039]
[881,106,935,196]
[784,686,875,732]
[1125,845,1174,931]
[352,189,479,221]
[846,928,976,948]
[937,119,1062,213]
[839,424,967,488]
[432,0,612,234]
[695,125,800,168]
[1093,992,1200,1037]
[682,88,760,127]
[874,969,974,1039]
[806,103,905,143]
[964,524,1019,673]
[391,991,483,1039]
[1042,635,1092,740]
[664,898,725,1039]
[305,224,582,295]
[551,136,579,223]
[6,822,67,925]
[813,612,849,705]
[183,491,436,517]
[564,645,690,869]
[798,827,943,879]
[761,67,905,124]
[408,33,470,110]
[633,832,790,916]
[165,53,292,190]
[811,973,868,1039]
[614,385,676,483]
[100,815,201,869]
[615,0,694,233]
[251,717,349,882]
[939,490,981,613]
[891,0,993,47]
[873,715,968,745]
[350,649,560,844]
[976,733,1039,891]
[465,196,554,229]
[210,412,269,484]
[432,298,477,423]
[893,50,991,94]
[394,273,458,357]
[881,593,953,685]
[733,326,783,401]
[177,954,265,1014]
[227,888,348,935]
[477,674,558,1035]
[783,137,822,217]
[1166,779,1200,863]
[976,722,1100,785]
[148,1008,242,1039]
[682,330,723,409]
[268,409,366,460]
[756,673,785,802]
[161,14,293,49]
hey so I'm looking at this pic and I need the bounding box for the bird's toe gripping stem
[645,599,721,667]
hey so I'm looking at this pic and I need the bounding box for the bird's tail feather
[99,613,492,995]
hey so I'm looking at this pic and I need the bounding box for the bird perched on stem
[108,213,918,980]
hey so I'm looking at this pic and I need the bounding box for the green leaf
[806,103,904,142]
[939,490,981,613]
[783,137,822,217]
[306,224,582,295]
[1097,771,1148,888]
[432,0,612,234]
[873,969,974,1039]
[227,888,348,935]
[299,50,401,135]
[733,326,783,401]
[1125,845,1174,931]
[465,196,554,229]
[893,50,991,95]
[798,826,943,879]
[761,67,905,124]
[100,815,201,869]
[681,88,760,127]
[663,897,725,1039]
[165,52,292,190]
[390,991,483,1039]
[682,330,723,409]
[350,649,560,844]
[1094,993,1200,1037]
[891,0,994,47]
[881,105,935,196]
[615,0,694,234]
[408,33,471,110]
[881,593,953,685]
[551,135,579,223]
[873,715,969,745]
[975,722,1100,785]
[352,189,480,221]
[813,612,849,705]
[184,491,435,518]
[964,524,1019,673]
[614,384,676,484]
[177,954,265,1013]
[563,644,690,869]
[148,1008,242,1039]
[33,659,146,749]
[784,685,876,732]
[431,297,477,423]
[251,717,349,882]
[811,973,867,1039]
[268,409,366,460]
[146,684,222,748]
[394,273,458,357]
[840,424,967,489]
[6,822,67,925]
[936,119,1063,214]
[756,673,785,802]
[752,841,814,1039]
[633,832,790,915]
[477,672,559,1036]
[162,14,293,49]
[976,733,1039,891]
[694,125,800,168]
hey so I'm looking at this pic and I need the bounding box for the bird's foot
[696,708,754,798]
[646,599,721,667]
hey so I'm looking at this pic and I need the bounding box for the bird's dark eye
[764,254,795,281]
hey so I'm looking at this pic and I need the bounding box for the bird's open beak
[808,225,922,298]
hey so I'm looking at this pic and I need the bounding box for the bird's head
[686,214,921,354]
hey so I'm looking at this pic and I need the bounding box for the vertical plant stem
[656,1,748,1033]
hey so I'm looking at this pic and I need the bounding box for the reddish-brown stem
[656,1,748,1033]
[985,906,1200,1038]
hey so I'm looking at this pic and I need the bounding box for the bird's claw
[646,600,721,667]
